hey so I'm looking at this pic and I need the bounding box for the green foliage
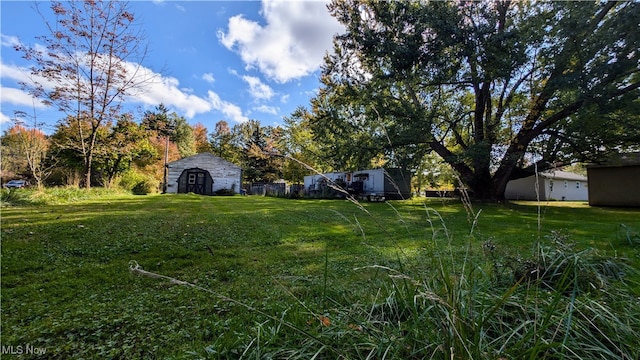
[0,188,32,206]
[209,119,287,183]
[280,107,333,179]
[119,170,158,195]
[142,104,196,158]
[131,179,158,195]
[308,0,640,199]
[236,120,284,183]
[209,120,240,163]
[94,114,158,186]
[1,186,125,206]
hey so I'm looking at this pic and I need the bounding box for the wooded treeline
[3,0,638,199]
[1,106,308,191]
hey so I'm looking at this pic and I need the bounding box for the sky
[0,0,345,134]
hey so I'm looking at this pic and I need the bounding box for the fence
[243,183,304,198]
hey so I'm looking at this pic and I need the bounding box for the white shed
[166,153,242,195]
[505,170,588,201]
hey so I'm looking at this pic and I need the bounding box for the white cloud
[0,112,11,124]
[242,75,274,100]
[175,4,185,12]
[280,94,290,103]
[254,105,279,115]
[131,72,212,118]
[219,15,261,49]
[0,35,251,126]
[1,57,247,123]
[207,91,249,123]
[0,61,51,109]
[1,61,30,82]
[218,0,344,83]
[202,73,215,84]
[129,66,248,122]
[1,34,20,47]
[0,86,48,109]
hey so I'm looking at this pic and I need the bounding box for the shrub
[131,178,158,195]
[118,170,158,195]
[0,188,31,206]
[214,188,236,196]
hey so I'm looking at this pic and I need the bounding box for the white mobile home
[304,168,411,200]
[304,172,348,197]
[505,170,588,201]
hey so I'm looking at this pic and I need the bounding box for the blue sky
[0,0,345,134]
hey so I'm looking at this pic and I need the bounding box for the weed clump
[214,188,237,196]
[506,231,630,295]
[0,188,32,206]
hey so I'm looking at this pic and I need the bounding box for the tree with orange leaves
[1,111,52,189]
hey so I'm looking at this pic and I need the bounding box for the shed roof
[540,170,587,181]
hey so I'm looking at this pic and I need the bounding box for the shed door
[187,171,207,194]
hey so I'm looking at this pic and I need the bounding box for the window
[188,173,196,184]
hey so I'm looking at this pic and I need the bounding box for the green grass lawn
[2,192,639,359]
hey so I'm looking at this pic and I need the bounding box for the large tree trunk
[489,173,510,202]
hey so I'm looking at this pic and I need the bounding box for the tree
[50,114,109,185]
[172,115,196,158]
[311,0,640,200]
[235,120,283,183]
[280,106,329,183]
[210,120,241,163]
[142,104,178,192]
[93,114,156,186]
[142,104,195,157]
[141,104,172,137]
[192,123,211,153]
[0,125,28,180]
[1,117,52,188]
[15,0,154,188]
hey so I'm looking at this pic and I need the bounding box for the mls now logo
[1,344,47,356]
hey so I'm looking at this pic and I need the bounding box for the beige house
[166,153,242,195]
[505,170,588,201]
[588,153,640,207]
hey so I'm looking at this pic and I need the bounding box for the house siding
[505,171,588,201]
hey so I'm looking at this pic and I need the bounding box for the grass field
[2,190,639,359]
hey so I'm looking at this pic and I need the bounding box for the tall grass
[0,186,128,206]
[130,188,639,359]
